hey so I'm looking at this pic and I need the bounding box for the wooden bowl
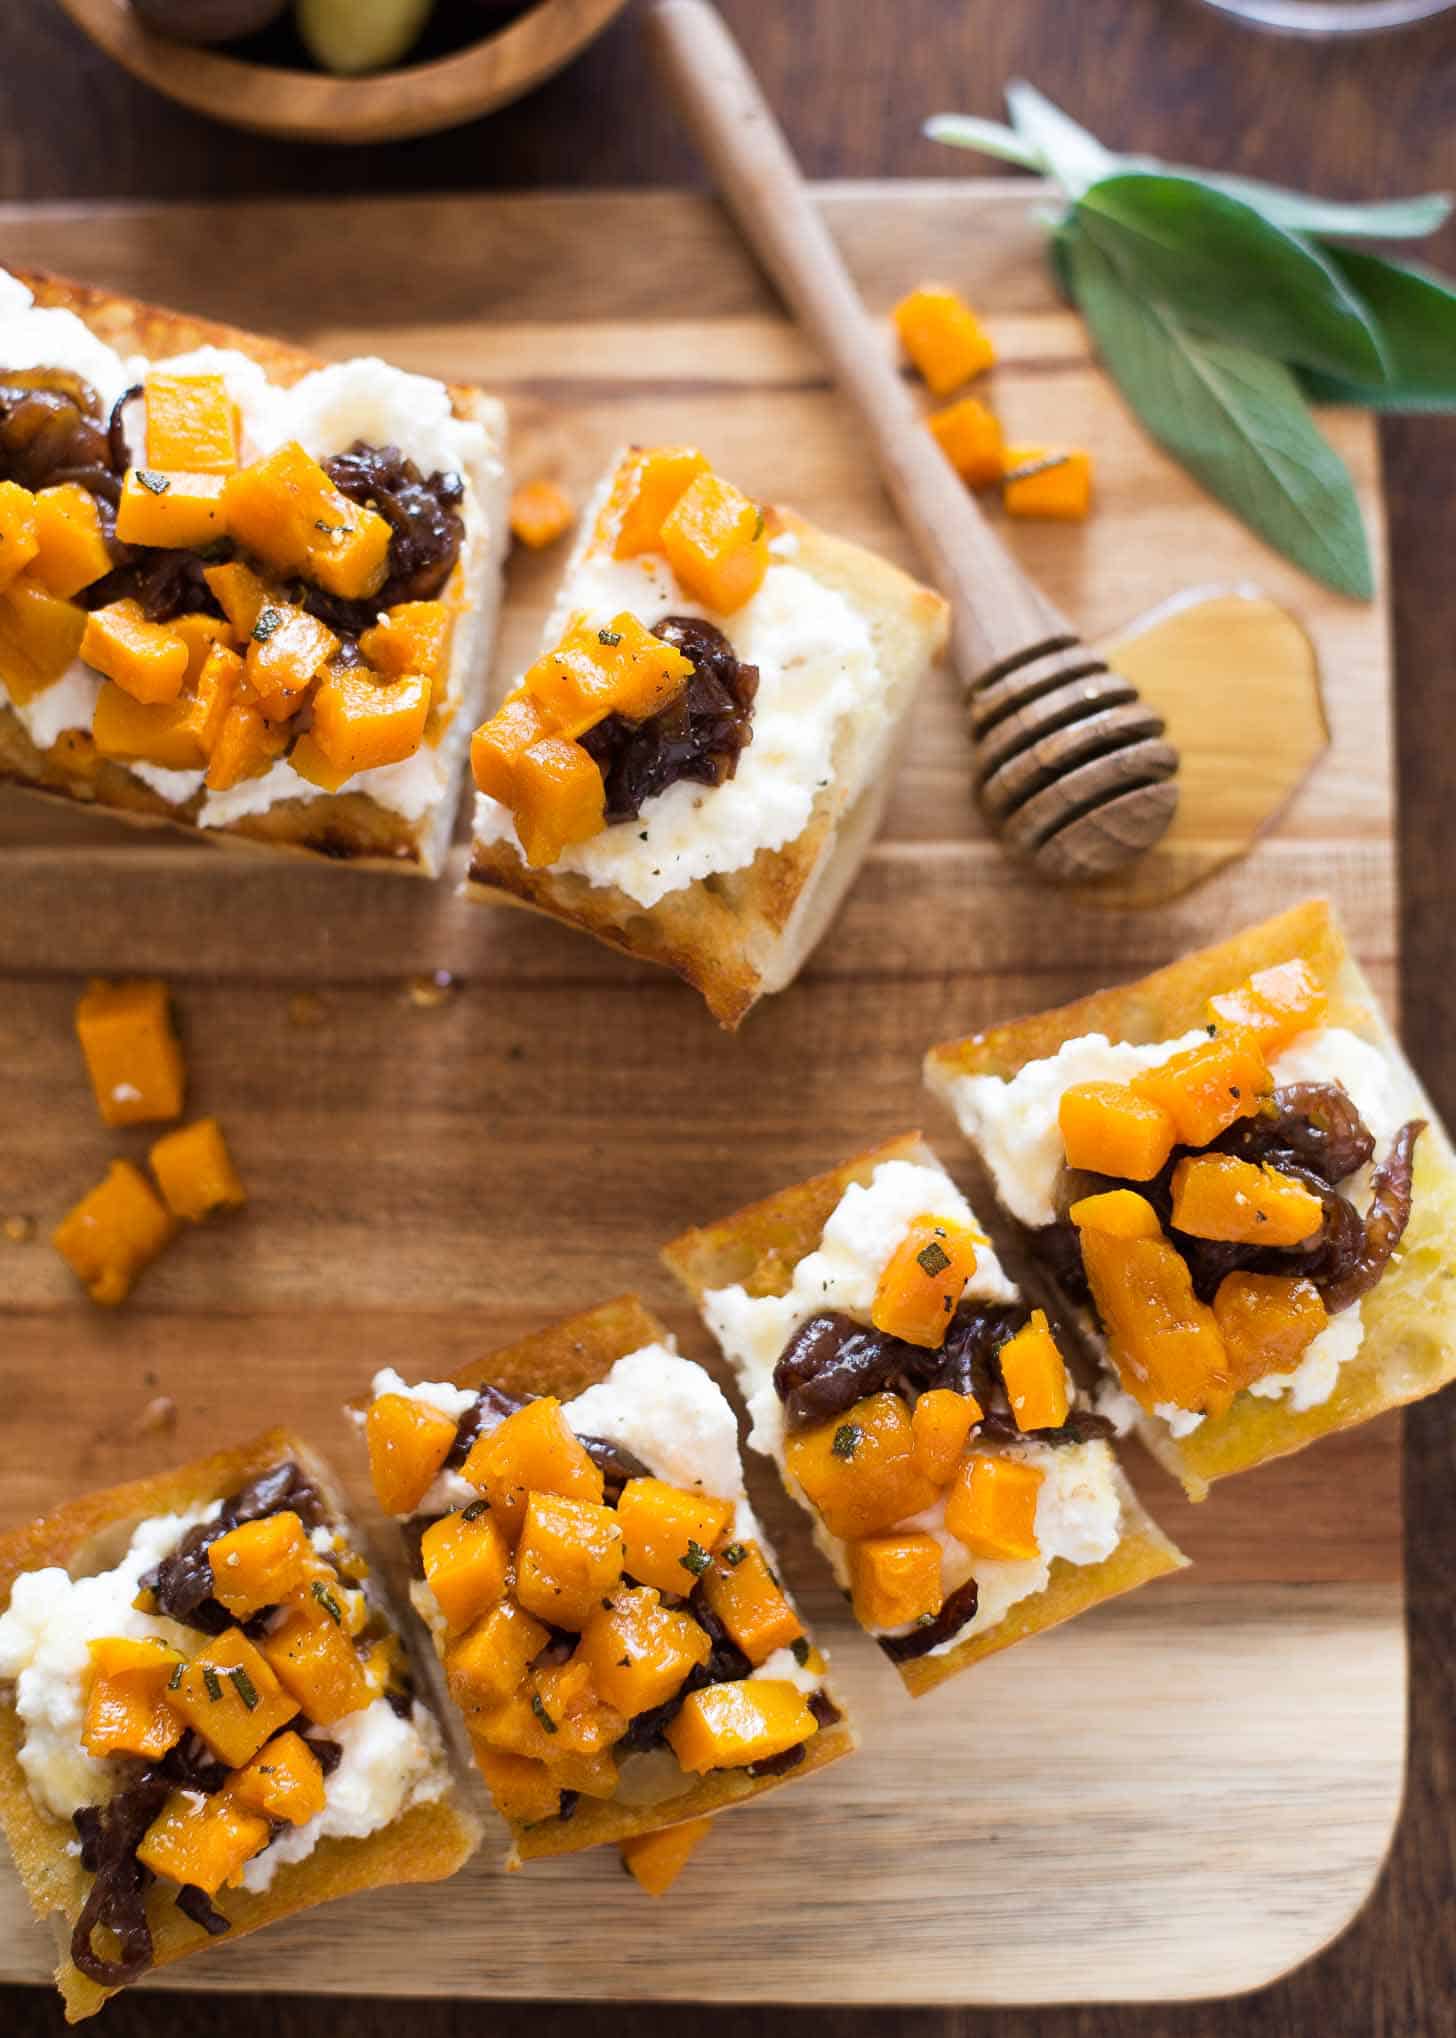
[55,0,631,143]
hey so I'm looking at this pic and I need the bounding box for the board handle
[646,0,1178,879]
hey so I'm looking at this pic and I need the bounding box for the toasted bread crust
[465,507,949,1026]
[0,269,506,877]
[0,1428,480,2021]
[663,1137,1186,1695]
[925,899,1456,1498]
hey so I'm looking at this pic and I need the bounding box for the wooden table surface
[3,1,1453,2034]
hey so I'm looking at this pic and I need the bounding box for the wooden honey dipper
[647,0,1179,880]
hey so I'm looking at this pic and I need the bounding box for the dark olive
[129,0,290,45]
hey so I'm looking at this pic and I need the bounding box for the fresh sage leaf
[1301,247,1456,410]
[1191,175,1450,243]
[922,115,1045,173]
[1066,227,1373,599]
[1005,80,1116,199]
[1076,174,1389,387]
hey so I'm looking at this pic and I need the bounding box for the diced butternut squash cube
[172,1628,299,1767]
[81,599,188,704]
[513,734,607,867]
[530,1658,627,1757]
[1131,1033,1271,1149]
[260,1603,372,1725]
[173,611,236,685]
[223,442,391,599]
[149,1116,246,1223]
[145,372,240,473]
[75,976,185,1127]
[422,1503,511,1631]
[1075,1223,1235,1417]
[204,699,286,792]
[470,689,551,805]
[0,578,87,703]
[462,1395,604,1542]
[28,484,112,599]
[894,284,995,395]
[522,612,695,737]
[600,445,710,559]
[81,1636,185,1760]
[471,1690,621,1797]
[944,1454,1044,1561]
[245,602,338,704]
[576,1586,712,1715]
[446,1597,551,1715]
[0,482,38,593]
[116,468,228,550]
[365,1391,459,1516]
[92,662,228,772]
[699,1541,803,1667]
[51,1159,174,1307]
[515,1491,625,1630]
[360,599,452,696]
[871,1212,983,1349]
[785,1392,939,1541]
[227,1729,327,1826]
[614,1477,735,1596]
[665,1679,815,1774]
[1003,446,1092,521]
[620,1816,714,1896]
[310,665,429,775]
[1170,1152,1324,1248]
[287,731,354,792]
[203,560,271,638]
[1208,959,1328,1056]
[207,1510,312,1620]
[1213,1272,1328,1390]
[660,471,769,614]
[474,1745,562,1825]
[909,1388,982,1485]
[997,1310,1071,1432]
[307,506,393,602]
[848,1531,944,1629]
[1058,1081,1177,1182]
[510,478,576,550]
[928,397,1005,486]
[136,1789,270,1896]
[1068,1188,1163,1239]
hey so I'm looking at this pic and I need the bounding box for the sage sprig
[926,84,1456,598]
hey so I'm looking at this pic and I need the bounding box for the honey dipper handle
[645,0,1071,680]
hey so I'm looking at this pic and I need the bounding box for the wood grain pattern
[0,184,1401,2007]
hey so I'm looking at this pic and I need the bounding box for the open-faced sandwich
[0,1428,477,2022]
[664,1135,1185,1695]
[464,445,949,1025]
[925,900,1456,1500]
[356,1295,855,1871]
[0,269,507,874]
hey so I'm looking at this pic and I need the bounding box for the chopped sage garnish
[202,1666,223,1703]
[136,470,170,495]
[311,1580,344,1626]
[831,1423,862,1461]
[720,1542,747,1568]
[679,1540,712,1577]
[228,1665,260,1712]
[916,1238,952,1278]
[531,1690,559,1735]
[252,608,283,643]
[791,1636,811,1666]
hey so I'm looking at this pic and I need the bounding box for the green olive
[294,0,436,74]
[130,0,290,43]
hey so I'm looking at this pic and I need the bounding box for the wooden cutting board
[0,184,1401,2007]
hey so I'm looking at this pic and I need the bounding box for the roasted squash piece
[287,731,354,793]
[0,577,87,701]
[1171,1152,1325,1248]
[944,1454,1044,1561]
[244,602,338,705]
[310,665,429,775]
[1131,1033,1271,1149]
[136,1789,270,1896]
[893,283,995,395]
[116,468,228,550]
[470,689,552,806]
[509,735,606,868]
[421,1504,511,1632]
[1073,1205,1235,1416]
[509,477,576,550]
[173,611,236,685]
[29,483,111,599]
[599,445,710,559]
[848,1531,944,1629]
[172,1628,299,1768]
[514,1491,625,1630]
[1058,1081,1177,1182]
[620,1816,714,1897]
[360,599,452,694]
[909,1387,982,1485]
[150,1116,246,1223]
[471,1689,621,1797]
[473,1745,562,1825]
[665,1679,815,1774]
[660,471,769,614]
[144,372,240,473]
[227,1729,328,1826]
[522,612,695,737]
[51,1159,175,1307]
[223,441,391,599]
[0,482,38,593]
[364,1391,459,1517]
[204,698,286,792]
[1209,959,1328,1055]
[461,1394,604,1541]
[1213,1272,1328,1389]
[207,1510,313,1620]
[1068,1188,1165,1240]
[996,1310,1071,1432]
[204,560,272,638]
[614,1476,735,1596]
[81,600,189,705]
[871,1213,983,1349]
[260,1601,372,1726]
[530,1659,627,1757]
[81,1636,185,1760]
[927,396,1005,486]
[575,1586,712,1715]
[699,1541,803,1666]
[92,653,229,772]
[446,1597,551,1715]
[784,1391,939,1540]
[1003,447,1093,521]
[75,976,185,1127]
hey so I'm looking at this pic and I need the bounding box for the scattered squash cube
[172,1628,299,1768]
[530,1658,627,1757]
[944,1455,1044,1562]
[0,482,38,594]
[28,484,112,599]
[848,1531,944,1629]
[893,284,995,395]
[471,1686,621,1796]
[365,1391,460,1517]
[446,1597,551,1715]
[360,600,453,704]
[510,478,576,550]
[470,689,552,806]
[614,1476,735,1596]
[599,445,710,558]
[909,1387,982,1485]
[699,1541,803,1667]
[1058,1081,1177,1182]
[1067,1188,1163,1239]
[144,372,240,473]
[223,441,391,600]
[207,1510,312,1620]
[75,977,185,1127]
[784,1391,939,1541]
[116,468,228,550]
[1170,1152,1324,1248]
[136,1789,271,1896]
[665,1679,815,1774]
[660,471,769,614]
[203,560,272,638]
[1213,1272,1328,1390]
[1131,1033,1271,1149]
[227,1729,328,1826]
[927,397,1005,486]
[1003,446,1092,521]
[287,731,355,793]
[421,1503,511,1631]
[997,1311,1071,1433]
[871,1212,982,1349]
[260,1601,372,1726]
[173,611,236,686]
[81,1636,185,1760]
[149,1116,246,1224]
[474,1745,562,1825]
[1208,959,1328,1056]
[204,699,286,792]
[620,1816,714,1896]
[1074,1223,1234,1417]
[522,612,694,737]
[575,1587,712,1716]
[51,1159,175,1307]
[80,600,189,705]
[461,1395,604,1542]
[310,665,430,775]
[244,602,338,706]
[514,1491,624,1630]
[511,735,606,868]
[0,577,87,702]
